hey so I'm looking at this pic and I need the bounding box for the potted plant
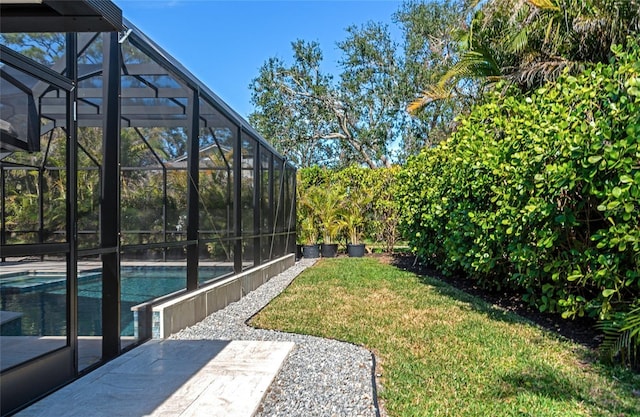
[299,216,320,258]
[298,186,321,258]
[340,185,373,257]
[314,186,344,258]
[340,206,366,257]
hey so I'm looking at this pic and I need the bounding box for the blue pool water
[0,265,233,337]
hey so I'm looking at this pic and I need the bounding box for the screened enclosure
[0,8,296,415]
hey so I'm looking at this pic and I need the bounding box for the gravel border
[171,258,383,417]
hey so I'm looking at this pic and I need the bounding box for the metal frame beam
[0,0,123,33]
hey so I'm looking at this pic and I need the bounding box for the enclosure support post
[268,154,274,258]
[291,164,297,254]
[186,89,199,291]
[253,144,261,267]
[66,32,78,374]
[101,31,121,359]
[0,167,5,259]
[233,127,242,273]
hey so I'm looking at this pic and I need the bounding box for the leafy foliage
[296,166,400,250]
[398,40,640,333]
[249,33,403,169]
[249,41,339,168]
[2,128,68,244]
[410,0,640,112]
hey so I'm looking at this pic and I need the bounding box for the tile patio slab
[16,339,294,417]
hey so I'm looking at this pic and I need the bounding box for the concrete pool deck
[16,338,295,417]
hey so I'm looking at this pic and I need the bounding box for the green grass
[250,257,640,417]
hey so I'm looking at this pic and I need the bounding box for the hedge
[397,41,640,323]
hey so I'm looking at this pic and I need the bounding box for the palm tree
[409,0,640,113]
[314,186,345,245]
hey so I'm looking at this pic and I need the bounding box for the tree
[396,0,477,148]
[250,1,472,167]
[336,22,402,168]
[472,0,640,85]
[249,40,339,168]
[250,31,401,169]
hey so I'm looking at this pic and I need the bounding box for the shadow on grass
[498,363,638,415]
[421,272,533,325]
[389,253,602,349]
[384,254,640,414]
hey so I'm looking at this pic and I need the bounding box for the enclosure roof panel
[122,18,283,160]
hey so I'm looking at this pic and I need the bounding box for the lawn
[250,257,640,417]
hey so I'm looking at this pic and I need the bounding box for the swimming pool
[0,265,233,337]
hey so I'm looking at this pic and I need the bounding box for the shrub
[398,40,640,324]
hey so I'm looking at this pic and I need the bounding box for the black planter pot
[302,244,320,259]
[321,243,338,258]
[347,243,366,258]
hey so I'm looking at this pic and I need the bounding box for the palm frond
[622,306,640,338]
[409,41,502,114]
[526,0,559,11]
[597,307,640,367]
[513,57,575,87]
[510,27,530,54]
[572,16,607,35]
[440,46,501,84]
[407,85,451,114]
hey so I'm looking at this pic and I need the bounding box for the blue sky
[113,0,404,119]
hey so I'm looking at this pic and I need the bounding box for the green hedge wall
[398,42,640,321]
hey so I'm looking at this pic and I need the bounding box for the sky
[112,0,404,120]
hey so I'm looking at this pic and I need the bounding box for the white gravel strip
[170,258,383,417]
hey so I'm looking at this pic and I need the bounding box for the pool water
[0,266,233,337]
